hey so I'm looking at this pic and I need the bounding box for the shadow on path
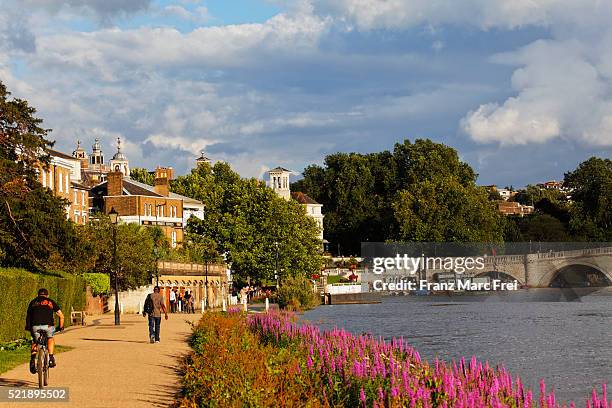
[81,338,149,344]
[0,377,38,387]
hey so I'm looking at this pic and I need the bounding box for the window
[171,230,177,248]
[65,174,69,194]
[49,171,53,189]
[82,191,85,205]
[42,169,46,187]
[58,172,63,192]
[74,191,78,204]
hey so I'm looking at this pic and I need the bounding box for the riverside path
[0,313,200,407]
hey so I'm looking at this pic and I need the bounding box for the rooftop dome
[112,137,127,161]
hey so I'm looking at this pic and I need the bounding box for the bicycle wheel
[43,349,49,386]
[37,348,44,389]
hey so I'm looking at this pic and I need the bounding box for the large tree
[173,162,322,284]
[0,81,83,271]
[564,157,612,240]
[292,138,504,252]
[77,217,156,289]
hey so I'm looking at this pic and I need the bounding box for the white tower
[110,137,130,177]
[89,138,105,171]
[196,151,211,168]
[268,167,291,200]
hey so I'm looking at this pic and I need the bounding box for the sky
[1,0,611,187]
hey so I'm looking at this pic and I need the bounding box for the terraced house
[39,148,90,224]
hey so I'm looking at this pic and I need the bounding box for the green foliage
[393,180,503,242]
[514,184,567,206]
[177,313,323,407]
[276,275,319,311]
[83,272,110,296]
[173,162,322,284]
[129,167,154,185]
[0,186,83,271]
[564,157,612,240]
[0,268,86,342]
[77,217,156,290]
[294,138,504,251]
[0,80,83,272]
[0,344,72,374]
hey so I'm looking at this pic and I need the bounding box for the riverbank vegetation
[176,312,608,408]
[292,140,612,254]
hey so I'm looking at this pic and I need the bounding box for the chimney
[154,167,172,197]
[107,171,123,196]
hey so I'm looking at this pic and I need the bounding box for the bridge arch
[546,263,611,288]
[474,270,525,285]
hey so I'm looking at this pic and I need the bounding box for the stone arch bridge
[425,246,612,287]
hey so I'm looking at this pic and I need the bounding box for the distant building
[268,167,324,241]
[196,151,212,168]
[497,201,534,217]
[484,185,517,201]
[40,148,90,225]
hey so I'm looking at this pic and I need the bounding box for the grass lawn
[326,275,343,284]
[0,344,73,374]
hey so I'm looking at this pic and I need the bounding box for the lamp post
[274,241,279,288]
[108,207,120,326]
[153,247,159,287]
[204,254,209,311]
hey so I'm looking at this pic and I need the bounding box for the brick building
[497,201,534,217]
[90,167,203,247]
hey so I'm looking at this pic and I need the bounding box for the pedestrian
[177,292,183,313]
[142,286,168,343]
[169,288,176,313]
[189,294,195,313]
[184,290,192,313]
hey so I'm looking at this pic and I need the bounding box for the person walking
[177,292,183,313]
[169,288,176,313]
[142,286,168,343]
[184,290,191,313]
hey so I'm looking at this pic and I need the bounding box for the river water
[302,288,612,404]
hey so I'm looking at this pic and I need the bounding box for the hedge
[0,268,86,343]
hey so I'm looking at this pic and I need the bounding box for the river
[302,288,612,404]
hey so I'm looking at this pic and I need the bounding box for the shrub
[83,272,110,296]
[0,268,86,342]
[276,275,319,311]
[175,313,326,408]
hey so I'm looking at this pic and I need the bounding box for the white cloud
[462,38,612,146]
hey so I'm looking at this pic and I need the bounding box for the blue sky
[1,0,611,187]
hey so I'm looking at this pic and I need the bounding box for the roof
[269,166,291,173]
[71,181,90,190]
[126,178,204,205]
[291,191,319,205]
[123,178,163,197]
[47,148,78,161]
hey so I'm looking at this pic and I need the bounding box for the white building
[268,167,324,241]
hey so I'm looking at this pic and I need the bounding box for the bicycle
[34,329,50,389]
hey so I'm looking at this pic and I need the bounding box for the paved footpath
[1,313,201,408]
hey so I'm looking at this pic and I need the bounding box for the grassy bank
[176,312,608,408]
[0,339,73,374]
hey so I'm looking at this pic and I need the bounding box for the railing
[157,261,227,276]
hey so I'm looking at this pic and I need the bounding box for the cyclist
[25,288,64,374]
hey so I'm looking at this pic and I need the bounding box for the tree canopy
[172,162,322,284]
[292,139,504,253]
